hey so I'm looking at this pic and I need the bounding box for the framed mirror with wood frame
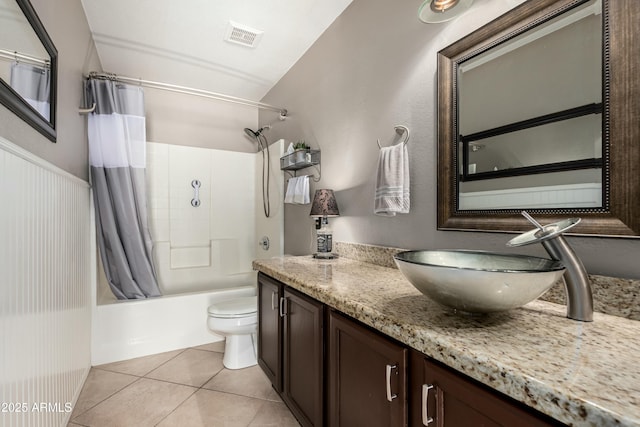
[0,0,57,142]
[437,0,639,236]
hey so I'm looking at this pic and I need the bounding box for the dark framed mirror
[0,0,57,141]
[437,0,639,236]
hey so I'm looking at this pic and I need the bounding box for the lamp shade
[310,189,340,217]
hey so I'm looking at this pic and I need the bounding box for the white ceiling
[80,0,353,101]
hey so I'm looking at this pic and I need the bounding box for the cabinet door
[282,287,324,427]
[409,350,561,427]
[328,310,408,427]
[257,273,282,392]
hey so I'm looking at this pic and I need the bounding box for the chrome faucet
[507,212,593,322]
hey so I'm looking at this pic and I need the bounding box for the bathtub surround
[254,139,286,261]
[0,136,92,426]
[145,141,284,294]
[92,141,285,364]
[86,78,160,299]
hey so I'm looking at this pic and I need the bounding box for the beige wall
[261,0,640,280]
[0,0,101,181]
[144,89,259,153]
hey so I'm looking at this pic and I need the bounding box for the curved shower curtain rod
[79,71,288,118]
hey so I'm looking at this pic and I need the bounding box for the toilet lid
[208,296,257,317]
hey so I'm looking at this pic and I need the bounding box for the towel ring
[377,125,410,149]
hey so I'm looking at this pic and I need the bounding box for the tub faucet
[507,212,593,322]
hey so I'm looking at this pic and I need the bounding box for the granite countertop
[253,255,640,427]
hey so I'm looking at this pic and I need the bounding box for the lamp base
[313,253,338,260]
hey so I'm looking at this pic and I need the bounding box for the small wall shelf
[280,149,321,171]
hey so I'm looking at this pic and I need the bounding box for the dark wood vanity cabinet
[257,273,324,427]
[327,310,408,427]
[257,273,282,391]
[282,286,325,426]
[409,350,562,427]
[258,272,564,427]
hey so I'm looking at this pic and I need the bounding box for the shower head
[243,125,271,140]
[244,128,259,139]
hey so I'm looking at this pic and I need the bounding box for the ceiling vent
[224,21,264,48]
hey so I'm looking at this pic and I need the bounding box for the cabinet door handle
[422,384,434,426]
[271,291,278,310]
[279,297,287,317]
[385,364,398,402]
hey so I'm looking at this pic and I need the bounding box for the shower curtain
[10,62,50,120]
[85,78,161,299]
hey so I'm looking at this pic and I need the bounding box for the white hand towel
[301,175,310,204]
[285,176,311,205]
[374,143,410,216]
[284,176,297,204]
[293,176,305,204]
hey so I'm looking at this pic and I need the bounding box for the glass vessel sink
[394,250,565,314]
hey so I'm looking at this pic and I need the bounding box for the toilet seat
[208,296,257,318]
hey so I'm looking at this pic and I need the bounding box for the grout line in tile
[70,376,145,423]
[91,365,143,378]
[188,342,225,354]
[246,398,270,427]
[198,386,283,404]
[194,364,226,390]
[185,347,218,355]
[140,376,208,390]
[141,348,189,377]
[152,382,199,427]
[139,376,200,391]
[92,347,188,377]
[91,365,143,377]
[143,348,226,388]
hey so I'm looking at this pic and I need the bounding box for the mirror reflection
[457,0,602,210]
[0,0,56,140]
[437,0,640,236]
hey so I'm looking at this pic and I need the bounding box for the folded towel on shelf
[374,143,410,216]
[284,175,310,204]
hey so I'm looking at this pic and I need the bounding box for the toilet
[207,296,258,369]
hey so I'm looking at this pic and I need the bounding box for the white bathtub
[91,274,257,366]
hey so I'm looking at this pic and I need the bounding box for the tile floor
[68,342,300,427]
